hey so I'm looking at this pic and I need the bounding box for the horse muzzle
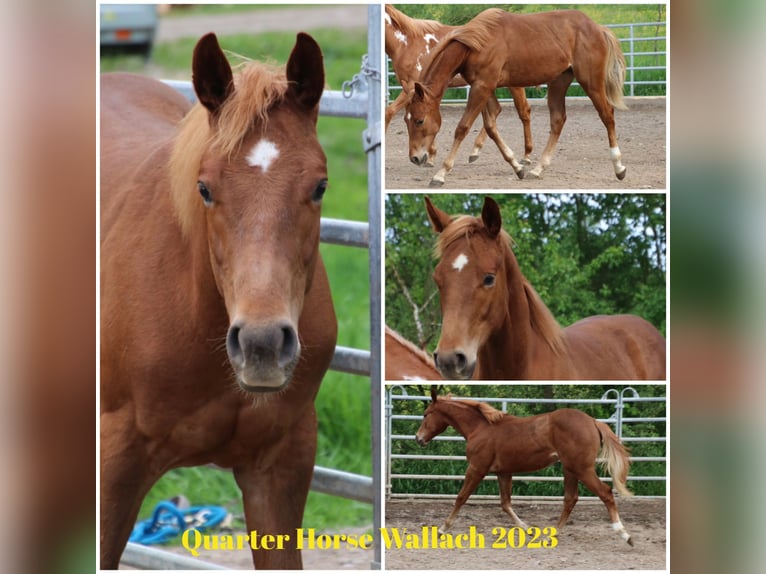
[415,433,429,446]
[410,153,429,167]
[226,320,300,392]
[433,350,476,381]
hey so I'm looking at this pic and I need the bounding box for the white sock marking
[452,253,469,272]
[246,140,279,172]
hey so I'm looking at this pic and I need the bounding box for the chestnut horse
[385,326,441,380]
[416,389,634,545]
[404,8,628,186]
[385,4,533,165]
[100,33,337,569]
[424,196,666,380]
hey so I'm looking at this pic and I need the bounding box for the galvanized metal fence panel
[386,387,667,500]
[386,21,667,103]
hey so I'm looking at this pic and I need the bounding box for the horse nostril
[455,352,467,370]
[226,323,244,367]
[278,324,298,368]
[410,156,420,165]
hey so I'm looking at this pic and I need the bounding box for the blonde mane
[446,396,505,424]
[433,215,567,355]
[168,61,289,237]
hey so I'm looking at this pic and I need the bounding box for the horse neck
[420,40,469,98]
[478,246,542,380]
[439,401,489,439]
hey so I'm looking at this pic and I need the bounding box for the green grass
[102,18,373,536]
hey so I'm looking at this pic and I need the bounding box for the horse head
[425,196,511,380]
[183,33,327,392]
[404,83,441,167]
[415,386,449,445]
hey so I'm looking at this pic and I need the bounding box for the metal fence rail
[386,20,667,103]
[386,387,667,499]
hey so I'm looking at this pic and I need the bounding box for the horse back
[565,314,666,379]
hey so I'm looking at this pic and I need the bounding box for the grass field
[100,16,373,538]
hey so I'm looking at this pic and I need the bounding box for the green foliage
[388,385,666,497]
[103,24,372,531]
[386,194,666,350]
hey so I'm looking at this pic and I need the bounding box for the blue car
[100,4,158,57]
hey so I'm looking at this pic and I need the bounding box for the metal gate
[386,386,666,500]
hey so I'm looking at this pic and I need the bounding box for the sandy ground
[385,97,667,190]
[384,498,666,570]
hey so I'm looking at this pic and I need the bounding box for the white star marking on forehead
[246,140,279,172]
[452,253,469,272]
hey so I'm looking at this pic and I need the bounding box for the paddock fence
[386,386,667,501]
[386,21,667,104]
[120,4,382,570]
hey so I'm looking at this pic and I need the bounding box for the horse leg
[100,412,157,568]
[577,79,627,180]
[555,467,580,529]
[578,469,633,546]
[528,70,574,179]
[510,86,533,164]
[467,94,500,164]
[497,473,529,528]
[430,87,493,187]
[441,464,486,532]
[477,88,526,180]
[385,88,410,131]
[233,413,317,569]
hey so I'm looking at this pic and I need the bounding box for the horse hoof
[616,167,627,181]
[429,178,445,188]
[468,154,479,164]
[627,537,634,547]
[516,168,526,180]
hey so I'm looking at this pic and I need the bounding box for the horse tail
[595,421,633,497]
[602,28,628,111]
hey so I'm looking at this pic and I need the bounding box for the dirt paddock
[384,497,666,570]
[385,97,666,190]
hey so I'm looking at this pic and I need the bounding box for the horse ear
[192,33,234,115]
[481,196,503,238]
[430,385,439,403]
[425,196,451,233]
[413,82,427,103]
[286,32,325,110]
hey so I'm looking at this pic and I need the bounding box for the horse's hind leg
[478,88,526,180]
[578,469,633,545]
[467,94,500,164]
[497,473,529,528]
[441,465,486,532]
[577,79,627,180]
[555,467,580,528]
[528,70,574,179]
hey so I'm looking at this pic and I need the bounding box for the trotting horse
[404,8,629,186]
[385,325,442,381]
[416,389,635,545]
[100,33,337,569]
[385,4,533,165]
[424,196,666,380]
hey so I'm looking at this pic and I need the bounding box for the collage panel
[384,193,667,382]
[384,3,666,190]
[383,383,667,570]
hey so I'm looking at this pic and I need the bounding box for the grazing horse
[100,33,337,569]
[405,8,628,186]
[385,4,533,165]
[424,196,666,380]
[385,326,441,380]
[416,389,635,545]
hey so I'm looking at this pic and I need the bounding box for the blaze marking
[452,253,469,272]
[246,140,279,172]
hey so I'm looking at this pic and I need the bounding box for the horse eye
[312,179,328,203]
[483,274,496,287]
[197,181,212,205]
[415,118,425,127]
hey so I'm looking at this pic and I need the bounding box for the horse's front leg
[480,90,525,180]
[509,87,533,164]
[100,410,158,569]
[441,464,486,533]
[234,410,318,569]
[385,88,411,132]
[497,473,529,529]
[430,87,492,187]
